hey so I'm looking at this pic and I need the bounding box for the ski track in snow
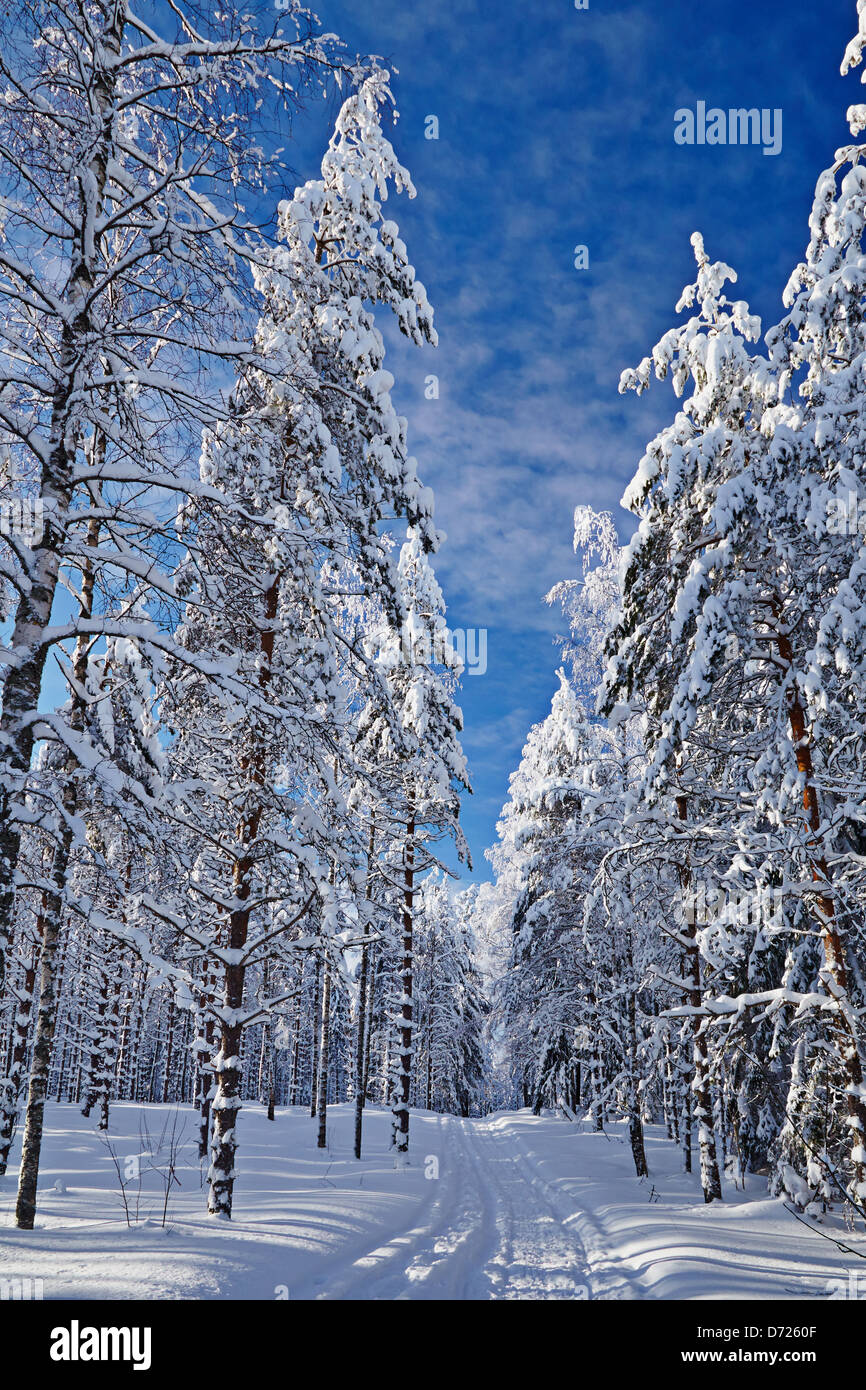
[313,1115,591,1300]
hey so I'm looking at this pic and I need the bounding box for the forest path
[1,1104,858,1299]
[313,1113,591,1300]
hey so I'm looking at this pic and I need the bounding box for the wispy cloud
[283,0,856,878]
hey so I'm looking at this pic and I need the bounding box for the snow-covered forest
[4,0,866,1317]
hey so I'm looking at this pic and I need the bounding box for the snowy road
[307,1115,590,1300]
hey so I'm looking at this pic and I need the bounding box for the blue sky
[14,0,859,882]
[275,0,860,881]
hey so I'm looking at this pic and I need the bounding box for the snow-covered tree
[0,0,352,1229]
[359,530,469,1159]
[157,72,448,1214]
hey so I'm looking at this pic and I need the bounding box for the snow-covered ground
[0,1102,860,1300]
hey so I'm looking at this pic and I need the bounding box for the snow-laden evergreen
[9,0,866,1308]
[482,14,866,1209]
[0,4,476,1228]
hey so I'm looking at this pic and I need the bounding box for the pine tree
[365,532,469,1160]
[158,72,445,1215]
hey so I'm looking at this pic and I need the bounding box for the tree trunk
[625,982,648,1178]
[257,959,276,1121]
[309,955,321,1118]
[81,956,110,1118]
[663,1034,679,1143]
[208,576,280,1218]
[289,971,301,1107]
[382,1018,392,1106]
[774,626,866,1188]
[591,1045,604,1131]
[160,994,175,1105]
[0,9,123,997]
[15,834,74,1227]
[362,952,376,1105]
[354,825,376,1160]
[208,982,243,1218]
[353,943,370,1160]
[0,925,40,1175]
[676,795,722,1202]
[194,965,217,1160]
[392,811,415,1159]
[81,946,120,1132]
[14,512,102,1228]
[316,964,331,1149]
